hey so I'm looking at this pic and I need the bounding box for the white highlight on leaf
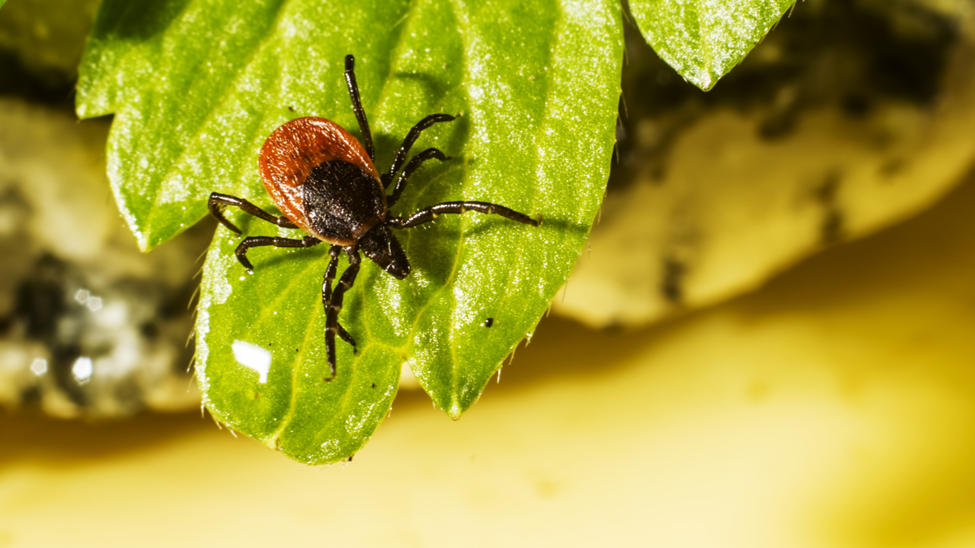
[232,340,272,384]
[211,251,235,305]
[195,309,211,394]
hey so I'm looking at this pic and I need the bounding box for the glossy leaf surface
[628,0,795,90]
[78,0,621,463]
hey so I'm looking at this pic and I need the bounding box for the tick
[209,55,540,380]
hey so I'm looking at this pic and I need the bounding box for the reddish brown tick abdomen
[258,117,381,242]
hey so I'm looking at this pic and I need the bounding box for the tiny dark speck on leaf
[370,383,376,388]
[484,317,494,327]
[287,106,294,112]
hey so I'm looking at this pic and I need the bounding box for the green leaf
[627,0,794,90]
[79,0,621,464]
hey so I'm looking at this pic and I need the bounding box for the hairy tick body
[209,55,540,379]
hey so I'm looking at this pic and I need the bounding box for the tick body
[209,55,540,379]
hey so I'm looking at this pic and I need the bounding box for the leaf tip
[447,404,464,421]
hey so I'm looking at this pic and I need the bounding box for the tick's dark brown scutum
[208,54,541,380]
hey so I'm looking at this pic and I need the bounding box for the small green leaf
[79,0,621,463]
[628,0,795,90]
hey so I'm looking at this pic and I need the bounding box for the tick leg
[336,323,356,350]
[385,114,455,189]
[386,148,451,208]
[322,246,357,356]
[234,235,320,270]
[209,192,297,234]
[344,55,376,164]
[324,246,362,380]
[388,201,542,229]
